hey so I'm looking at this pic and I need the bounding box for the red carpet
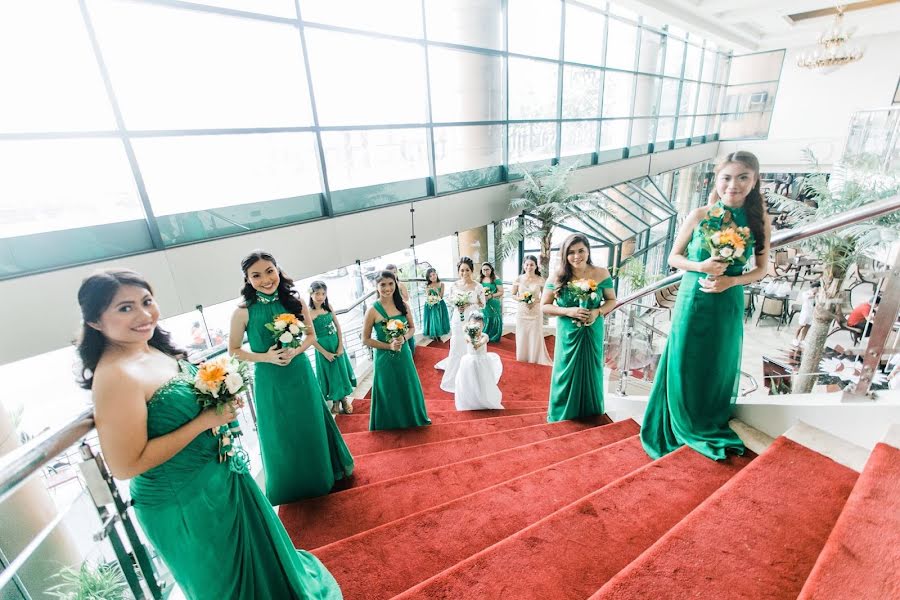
[275,333,889,599]
[797,442,900,600]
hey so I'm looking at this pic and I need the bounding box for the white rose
[224,373,243,395]
[711,232,721,244]
[590,292,598,300]
[273,320,287,331]
[577,281,589,291]
[279,331,294,344]
[718,247,734,258]
[386,320,398,331]
[288,324,300,335]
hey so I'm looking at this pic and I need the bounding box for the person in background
[792,280,820,348]
[847,295,881,337]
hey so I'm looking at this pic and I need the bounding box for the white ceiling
[622,0,900,52]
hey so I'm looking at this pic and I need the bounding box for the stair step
[339,417,610,488]
[281,419,640,550]
[344,412,553,456]
[314,434,652,600]
[345,398,546,415]
[395,446,751,600]
[797,442,900,600]
[593,437,858,600]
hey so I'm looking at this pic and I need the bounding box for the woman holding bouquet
[541,234,616,422]
[480,262,504,342]
[422,268,450,341]
[435,256,486,392]
[363,270,431,430]
[78,269,342,599]
[309,280,356,415]
[230,251,353,504]
[511,255,552,365]
[641,151,770,461]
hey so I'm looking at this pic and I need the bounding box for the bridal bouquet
[193,355,251,470]
[518,291,535,305]
[465,323,483,345]
[453,292,471,321]
[699,205,752,266]
[566,278,600,327]
[264,312,306,349]
[382,318,408,356]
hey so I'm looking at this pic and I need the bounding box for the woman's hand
[699,275,735,294]
[698,258,727,277]
[335,347,344,357]
[389,338,403,352]
[197,399,242,430]
[583,308,602,327]
[568,306,590,322]
[265,344,293,366]
[323,351,337,362]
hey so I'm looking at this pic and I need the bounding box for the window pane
[564,4,605,66]
[563,66,602,118]
[630,118,654,147]
[632,76,660,117]
[134,133,322,218]
[301,0,423,38]
[608,3,639,21]
[664,38,684,77]
[88,0,314,130]
[508,0,560,59]
[187,0,295,18]
[306,30,427,125]
[509,58,559,119]
[727,50,784,85]
[722,82,778,113]
[0,3,115,133]
[720,111,772,139]
[679,81,698,115]
[655,117,674,143]
[605,19,637,70]
[638,30,663,74]
[425,0,503,49]
[716,54,730,84]
[509,122,556,164]
[429,48,504,122]
[0,139,143,237]
[322,128,429,190]
[701,49,717,82]
[676,115,693,139]
[602,71,633,118]
[684,43,701,80]
[709,85,724,114]
[561,121,598,157]
[659,78,679,115]
[693,115,708,137]
[696,84,713,114]
[599,119,629,151]
[434,125,504,191]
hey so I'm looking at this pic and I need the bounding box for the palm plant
[497,163,609,277]
[47,561,129,600]
[769,150,900,393]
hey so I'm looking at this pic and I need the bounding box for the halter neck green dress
[422,285,451,338]
[369,301,431,431]
[546,277,614,422]
[641,201,752,461]
[248,292,353,504]
[130,362,343,599]
[312,311,357,403]
[481,279,503,342]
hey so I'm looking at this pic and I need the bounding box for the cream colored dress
[515,276,552,365]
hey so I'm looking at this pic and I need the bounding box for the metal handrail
[610,194,900,313]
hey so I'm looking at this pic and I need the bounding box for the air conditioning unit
[748,91,768,111]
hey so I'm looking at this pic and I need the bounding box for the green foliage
[47,562,129,600]
[613,258,660,290]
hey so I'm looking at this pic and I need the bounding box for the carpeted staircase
[277,335,898,599]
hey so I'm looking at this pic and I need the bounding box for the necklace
[256,292,278,304]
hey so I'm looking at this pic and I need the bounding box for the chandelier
[797,6,863,69]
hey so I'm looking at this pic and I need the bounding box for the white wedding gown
[455,334,503,411]
[435,283,485,392]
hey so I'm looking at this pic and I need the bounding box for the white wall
[719,31,900,171]
[0,143,717,365]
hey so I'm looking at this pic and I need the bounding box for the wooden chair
[756,295,787,329]
[827,305,864,346]
[743,289,755,322]
[654,283,680,318]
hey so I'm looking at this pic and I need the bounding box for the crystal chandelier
[797,6,863,69]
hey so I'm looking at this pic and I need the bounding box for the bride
[455,313,503,411]
[435,256,485,392]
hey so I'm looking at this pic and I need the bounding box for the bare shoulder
[92,359,142,409]
[231,305,249,321]
[590,266,612,281]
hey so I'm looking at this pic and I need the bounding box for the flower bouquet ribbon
[193,356,252,474]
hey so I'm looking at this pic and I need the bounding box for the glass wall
[719,49,785,140]
[1,0,736,278]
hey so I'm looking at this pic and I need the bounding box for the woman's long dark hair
[239,250,305,320]
[425,267,440,285]
[716,151,766,255]
[308,280,333,313]
[376,271,408,316]
[523,255,542,277]
[480,262,498,283]
[555,233,594,290]
[75,269,184,390]
[457,256,475,278]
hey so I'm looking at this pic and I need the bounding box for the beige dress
[515,276,552,365]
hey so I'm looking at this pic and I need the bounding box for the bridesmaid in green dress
[480,262,504,343]
[229,251,353,504]
[641,151,770,461]
[422,268,450,341]
[386,263,416,356]
[308,281,357,416]
[541,234,617,422]
[77,269,342,599]
[363,270,431,431]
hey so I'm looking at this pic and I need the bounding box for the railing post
[617,305,635,396]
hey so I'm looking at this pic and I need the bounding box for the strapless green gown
[422,287,451,338]
[641,201,751,461]
[312,312,357,403]
[248,293,353,504]
[481,280,503,342]
[547,277,614,422]
[130,363,343,599]
[369,301,431,431]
